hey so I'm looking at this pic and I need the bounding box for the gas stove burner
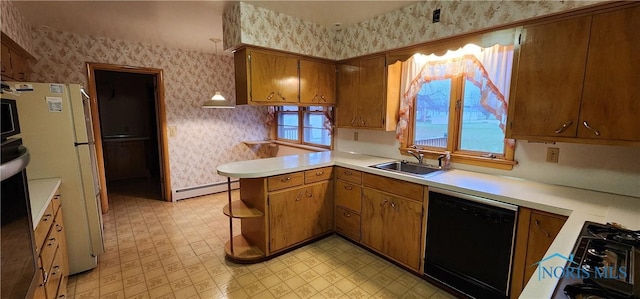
[587,248,607,258]
[581,263,605,274]
[611,232,640,244]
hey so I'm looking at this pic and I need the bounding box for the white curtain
[395,44,515,148]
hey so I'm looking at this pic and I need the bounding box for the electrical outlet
[354,132,359,141]
[168,126,177,137]
[546,147,559,163]
[432,9,441,23]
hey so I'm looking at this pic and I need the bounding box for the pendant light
[203,38,234,109]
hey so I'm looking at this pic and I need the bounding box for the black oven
[1,138,37,299]
[1,98,21,140]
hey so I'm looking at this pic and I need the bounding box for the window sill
[400,147,517,170]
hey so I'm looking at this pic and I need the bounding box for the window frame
[275,106,333,149]
[402,75,516,170]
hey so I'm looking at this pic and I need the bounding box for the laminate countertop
[217,151,640,298]
[28,177,61,225]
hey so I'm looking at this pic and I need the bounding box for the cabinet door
[360,188,387,252]
[269,182,332,252]
[300,59,336,105]
[1,43,12,79]
[10,51,28,81]
[385,195,423,271]
[249,50,299,104]
[509,16,591,138]
[578,6,640,141]
[358,55,386,129]
[270,186,309,252]
[336,62,359,127]
[523,212,566,284]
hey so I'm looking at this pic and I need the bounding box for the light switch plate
[546,147,559,163]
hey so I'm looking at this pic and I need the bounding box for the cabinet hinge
[518,34,522,45]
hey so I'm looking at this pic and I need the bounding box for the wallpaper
[223,2,338,59]
[0,0,33,54]
[29,27,271,191]
[225,1,604,60]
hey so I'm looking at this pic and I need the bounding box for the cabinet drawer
[51,193,62,216]
[363,173,423,202]
[267,172,304,191]
[45,250,64,299]
[304,167,333,184]
[34,202,55,252]
[40,229,59,276]
[335,180,362,213]
[336,167,362,184]
[335,206,360,241]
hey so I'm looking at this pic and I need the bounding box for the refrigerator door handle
[74,141,94,146]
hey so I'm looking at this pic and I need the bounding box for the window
[276,106,332,148]
[397,43,516,169]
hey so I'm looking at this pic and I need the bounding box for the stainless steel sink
[371,161,443,177]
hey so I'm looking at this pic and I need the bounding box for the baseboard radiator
[172,180,239,201]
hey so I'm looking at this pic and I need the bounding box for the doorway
[86,63,171,213]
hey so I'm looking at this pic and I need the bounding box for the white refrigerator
[4,82,105,275]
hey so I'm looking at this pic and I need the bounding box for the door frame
[86,62,172,212]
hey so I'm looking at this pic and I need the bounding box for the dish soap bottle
[443,151,451,170]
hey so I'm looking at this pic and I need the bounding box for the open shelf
[223,200,264,218]
[224,235,266,263]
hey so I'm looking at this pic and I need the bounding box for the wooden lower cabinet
[361,186,424,271]
[510,207,567,298]
[270,181,334,252]
[33,189,68,299]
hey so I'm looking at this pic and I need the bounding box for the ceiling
[13,1,416,55]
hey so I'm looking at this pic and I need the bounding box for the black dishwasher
[424,188,517,298]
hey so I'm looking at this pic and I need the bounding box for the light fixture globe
[203,91,234,108]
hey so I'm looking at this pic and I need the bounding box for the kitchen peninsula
[217,151,640,298]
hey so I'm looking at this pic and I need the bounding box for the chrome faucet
[407,150,424,164]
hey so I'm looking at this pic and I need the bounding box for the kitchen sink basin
[371,161,443,177]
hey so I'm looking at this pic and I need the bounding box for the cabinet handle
[582,121,601,136]
[344,184,353,190]
[343,211,351,217]
[320,95,326,102]
[58,295,66,299]
[350,117,356,126]
[360,118,365,126]
[380,199,388,207]
[41,269,49,285]
[266,92,275,101]
[305,190,313,198]
[315,171,324,176]
[280,176,291,182]
[52,265,61,275]
[311,95,319,102]
[295,192,302,201]
[43,214,53,222]
[534,219,551,238]
[56,223,63,232]
[554,120,573,134]
[277,92,286,101]
[390,202,400,212]
[48,237,57,246]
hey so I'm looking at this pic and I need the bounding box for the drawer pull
[315,171,324,176]
[380,199,388,207]
[43,214,53,222]
[48,237,57,246]
[343,211,351,217]
[56,224,64,232]
[295,192,302,201]
[344,185,353,191]
[390,202,400,212]
[305,190,313,198]
[58,295,66,299]
[52,265,61,275]
[41,268,48,285]
[54,195,61,200]
[582,121,601,136]
[266,91,275,101]
[280,176,292,183]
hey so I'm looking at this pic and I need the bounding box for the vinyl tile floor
[66,185,456,299]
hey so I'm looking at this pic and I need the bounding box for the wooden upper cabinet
[507,4,640,144]
[1,40,31,82]
[336,54,398,131]
[299,59,336,105]
[249,50,299,104]
[508,16,591,138]
[578,5,640,141]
